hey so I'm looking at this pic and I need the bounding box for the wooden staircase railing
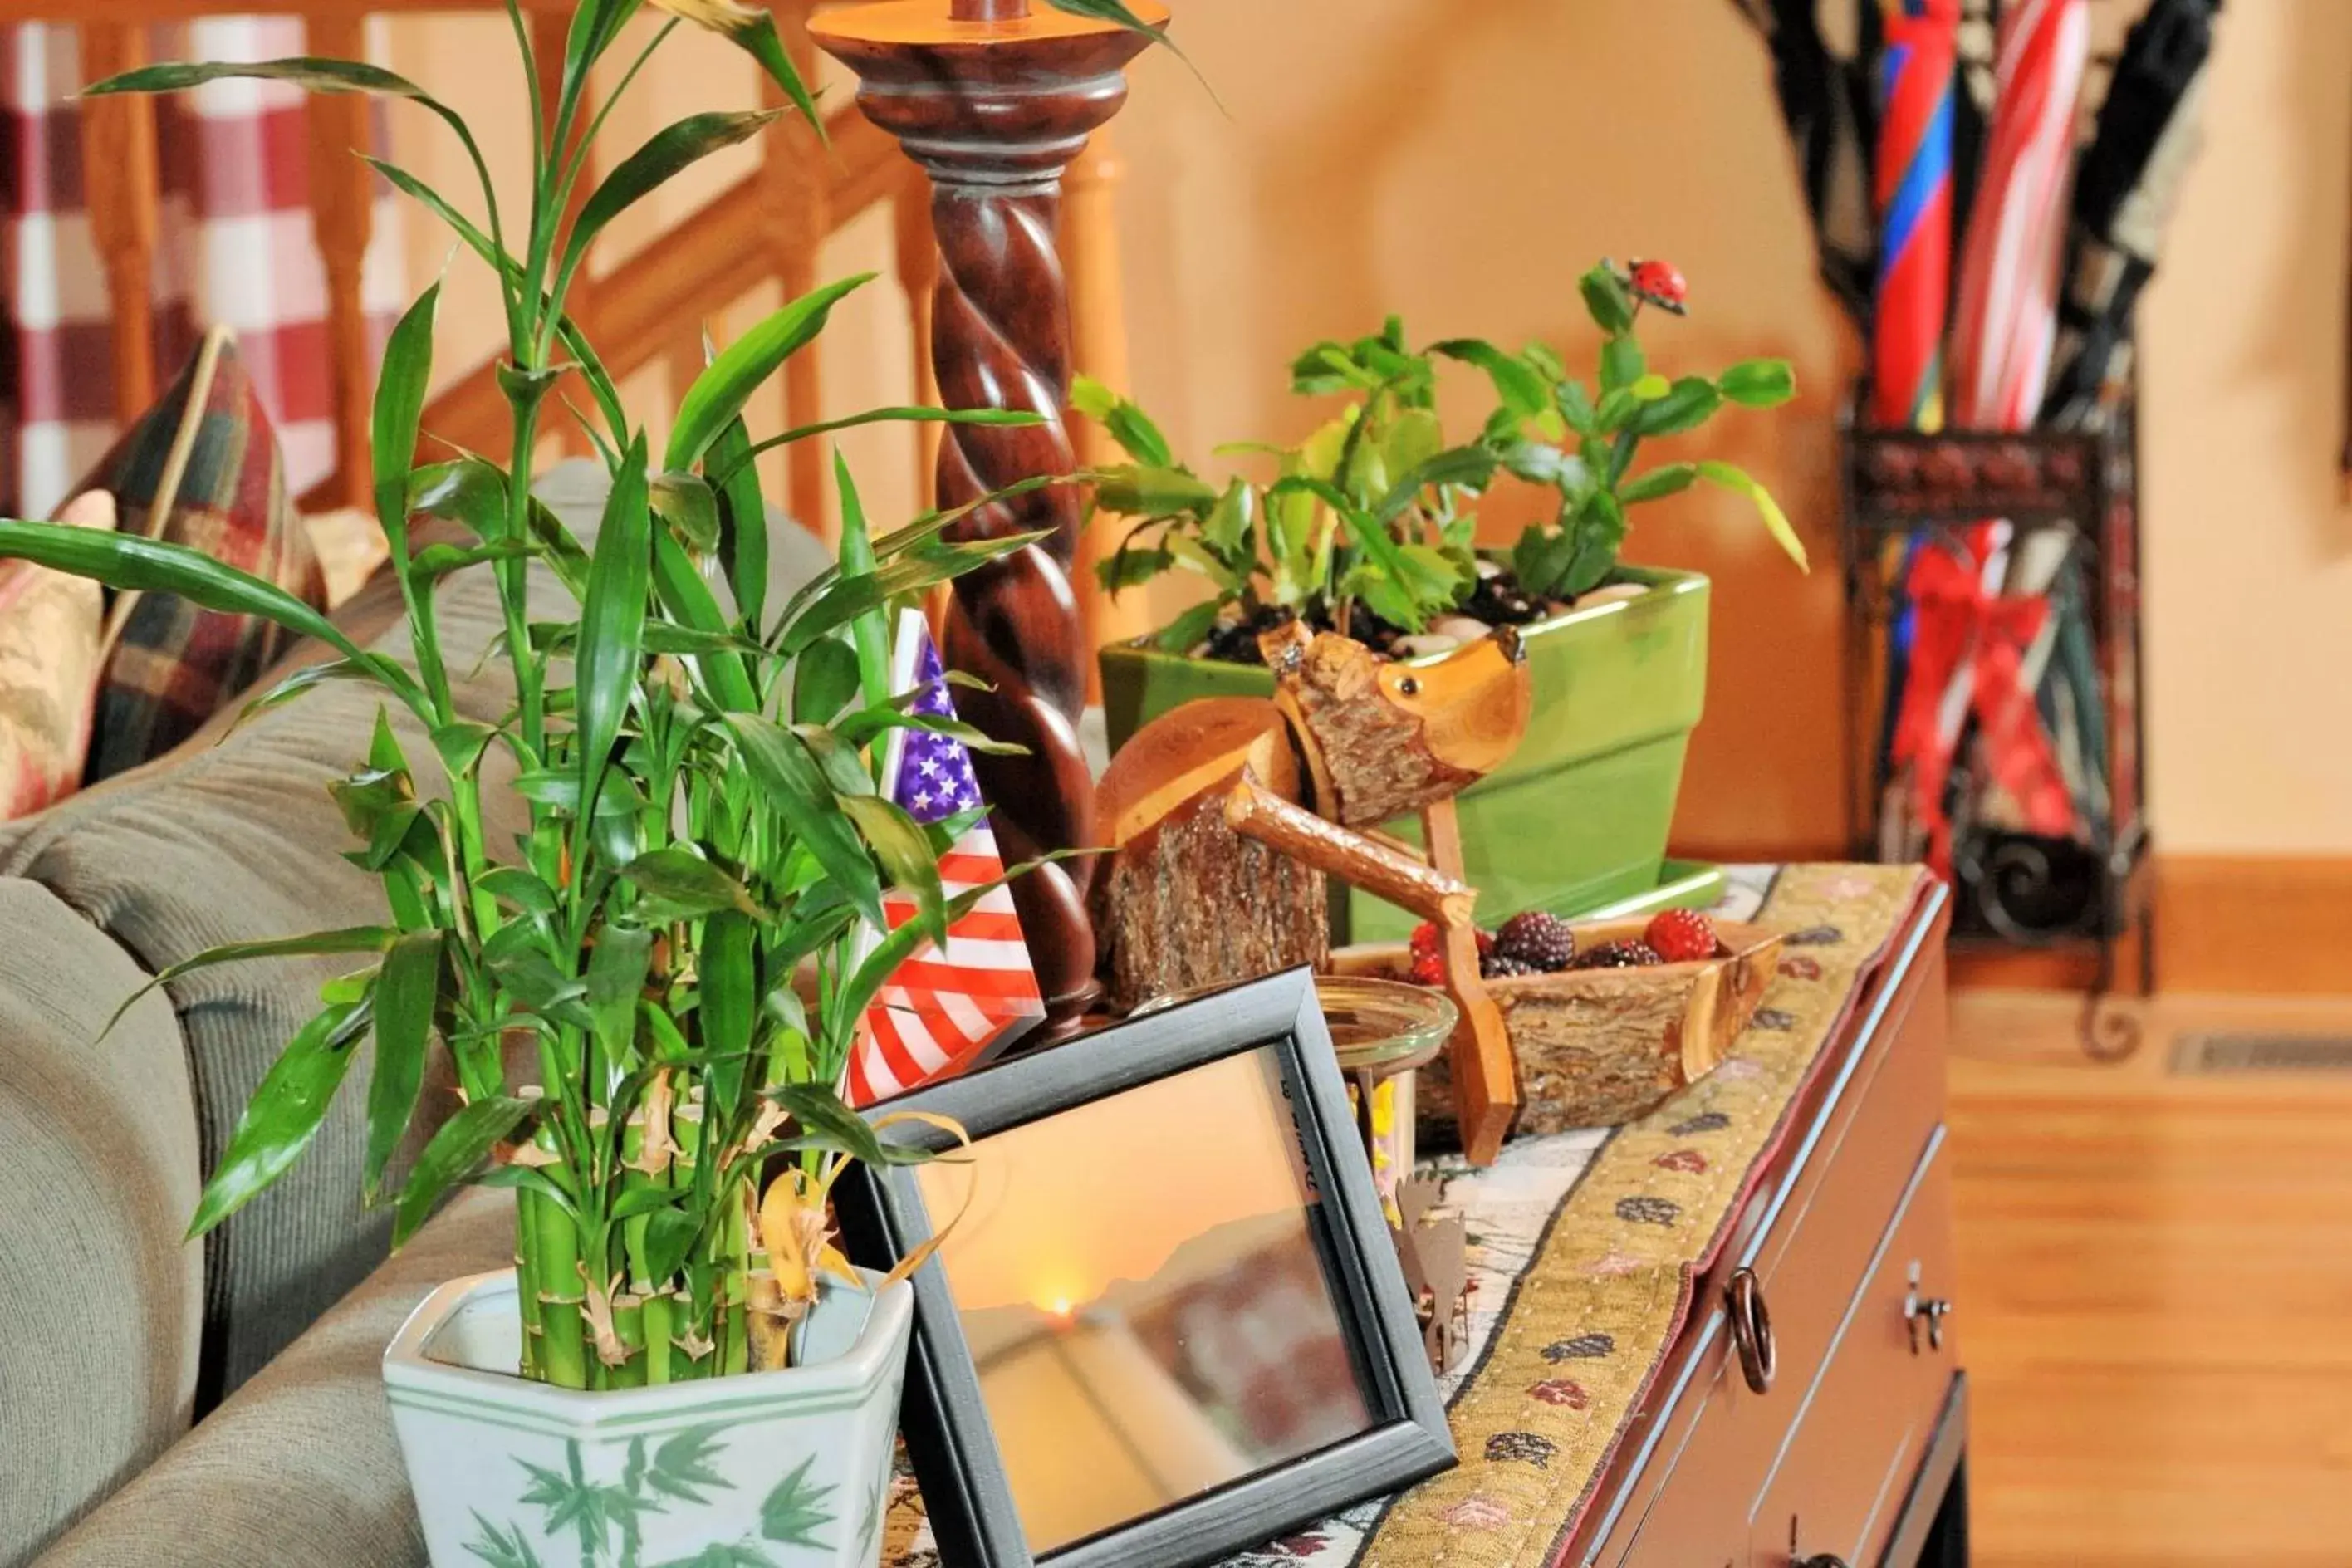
[12,0,1130,544]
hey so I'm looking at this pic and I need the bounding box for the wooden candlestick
[812,1,1160,1026]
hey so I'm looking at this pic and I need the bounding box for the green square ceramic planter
[1099,568,1712,944]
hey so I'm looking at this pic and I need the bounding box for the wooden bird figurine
[1094,621,1534,1163]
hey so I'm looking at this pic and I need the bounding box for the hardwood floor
[1950,991,2352,1567]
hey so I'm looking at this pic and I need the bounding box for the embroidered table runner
[881,863,1930,1568]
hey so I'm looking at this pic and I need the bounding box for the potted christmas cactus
[1091,260,1806,939]
[0,6,1079,1563]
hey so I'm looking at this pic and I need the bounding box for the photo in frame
[835,968,1455,1568]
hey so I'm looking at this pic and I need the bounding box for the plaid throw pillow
[82,329,329,783]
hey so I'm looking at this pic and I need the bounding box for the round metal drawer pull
[1727,1267,1776,1394]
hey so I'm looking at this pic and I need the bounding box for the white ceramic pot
[384,1268,913,1568]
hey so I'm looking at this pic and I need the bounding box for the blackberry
[1575,939,1663,970]
[1481,953,1538,979]
[1494,910,1576,972]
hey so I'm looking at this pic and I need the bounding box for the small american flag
[842,610,1045,1108]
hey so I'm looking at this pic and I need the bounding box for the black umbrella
[2041,0,2224,427]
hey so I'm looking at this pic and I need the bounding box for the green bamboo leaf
[699,909,757,1110]
[651,530,757,713]
[228,656,383,733]
[392,1095,538,1247]
[707,417,768,630]
[792,722,876,800]
[409,537,539,583]
[103,927,399,1041]
[793,637,863,728]
[832,454,892,714]
[560,110,782,301]
[620,847,761,921]
[729,11,823,135]
[365,932,443,1197]
[576,434,653,816]
[725,715,884,927]
[649,470,722,555]
[716,406,1045,486]
[1698,460,1811,571]
[774,532,1047,659]
[760,1083,893,1168]
[479,865,560,915]
[189,998,372,1239]
[1039,0,1214,101]
[409,455,508,540]
[0,522,421,713]
[524,498,593,600]
[833,708,1026,757]
[666,276,873,473]
[585,924,653,1063]
[842,796,943,946]
[829,851,1085,1053]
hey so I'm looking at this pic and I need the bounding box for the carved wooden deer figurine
[1093,621,1533,1163]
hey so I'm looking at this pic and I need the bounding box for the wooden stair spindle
[303,12,375,510]
[78,23,159,428]
[811,0,1161,1026]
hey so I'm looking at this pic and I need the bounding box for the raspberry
[1494,910,1576,972]
[1477,927,1497,959]
[1409,921,1442,958]
[1575,940,1663,970]
[1407,949,1448,987]
[1644,909,1719,964]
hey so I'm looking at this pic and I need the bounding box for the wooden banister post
[533,7,595,458]
[812,0,1161,1027]
[890,179,940,509]
[304,13,375,509]
[1063,125,1138,700]
[79,24,159,428]
[765,2,830,535]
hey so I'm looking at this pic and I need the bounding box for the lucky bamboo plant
[1085,260,1807,659]
[0,2,1095,1391]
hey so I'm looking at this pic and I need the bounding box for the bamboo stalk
[532,1162,590,1391]
[512,1187,544,1381]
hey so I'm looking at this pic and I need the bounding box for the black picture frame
[835,968,1456,1568]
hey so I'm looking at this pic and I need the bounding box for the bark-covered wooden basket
[1331,919,1784,1139]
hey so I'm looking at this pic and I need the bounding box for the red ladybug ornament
[1628,258,1688,315]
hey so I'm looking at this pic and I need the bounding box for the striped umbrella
[1869,0,1962,430]
[1893,0,2091,870]
[1949,0,2092,434]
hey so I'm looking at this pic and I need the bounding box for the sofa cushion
[0,878,200,1565]
[33,1188,512,1568]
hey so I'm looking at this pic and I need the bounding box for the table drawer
[1751,1129,1959,1566]
[1600,930,1951,1567]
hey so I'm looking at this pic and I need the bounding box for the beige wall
[380,0,2352,859]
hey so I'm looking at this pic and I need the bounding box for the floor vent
[2171,1033,2352,1076]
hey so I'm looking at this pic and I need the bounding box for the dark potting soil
[1194,566,1558,665]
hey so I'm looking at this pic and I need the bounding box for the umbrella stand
[1840,377,2153,1061]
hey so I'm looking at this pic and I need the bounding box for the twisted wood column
[813,0,1158,1023]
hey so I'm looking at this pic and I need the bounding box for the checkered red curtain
[0,17,405,519]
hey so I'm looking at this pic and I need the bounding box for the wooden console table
[1569,881,1965,1568]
